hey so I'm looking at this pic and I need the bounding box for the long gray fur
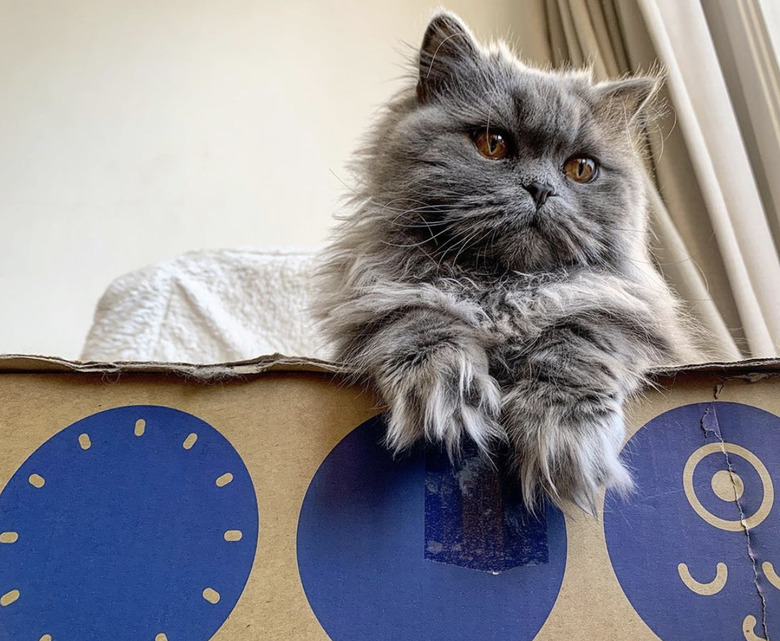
[313,10,695,514]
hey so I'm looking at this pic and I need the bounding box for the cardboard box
[0,354,778,641]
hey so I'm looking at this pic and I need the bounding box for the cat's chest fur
[433,269,636,339]
[427,268,660,383]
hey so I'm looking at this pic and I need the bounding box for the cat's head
[360,11,661,274]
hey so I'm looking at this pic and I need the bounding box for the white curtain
[640,0,780,357]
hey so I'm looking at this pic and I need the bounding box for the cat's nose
[524,182,556,209]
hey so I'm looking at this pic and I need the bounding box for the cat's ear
[417,11,480,103]
[594,76,662,126]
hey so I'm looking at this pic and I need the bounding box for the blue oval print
[0,405,258,641]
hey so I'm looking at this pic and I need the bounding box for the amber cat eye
[472,129,509,160]
[563,156,599,183]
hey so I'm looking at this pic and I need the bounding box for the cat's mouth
[517,202,558,232]
[432,204,586,272]
[518,210,557,242]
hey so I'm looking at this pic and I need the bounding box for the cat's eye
[472,129,509,160]
[563,156,599,183]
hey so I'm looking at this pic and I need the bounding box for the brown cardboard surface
[0,357,779,640]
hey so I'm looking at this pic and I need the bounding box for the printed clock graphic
[0,405,258,641]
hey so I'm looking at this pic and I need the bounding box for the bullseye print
[604,402,780,641]
[0,405,258,640]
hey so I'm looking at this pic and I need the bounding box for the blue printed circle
[604,402,780,641]
[297,415,566,641]
[0,405,258,641]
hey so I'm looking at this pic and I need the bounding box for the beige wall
[0,0,518,358]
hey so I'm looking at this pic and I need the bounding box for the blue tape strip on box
[424,442,548,572]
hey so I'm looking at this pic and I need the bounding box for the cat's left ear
[417,11,481,103]
[594,76,662,126]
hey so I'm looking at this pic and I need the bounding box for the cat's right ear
[417,11,480,103]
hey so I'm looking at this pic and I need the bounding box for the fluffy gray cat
[314,11,693,513]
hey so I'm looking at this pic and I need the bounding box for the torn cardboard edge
[1,353,779,380]
[0,353,347,377]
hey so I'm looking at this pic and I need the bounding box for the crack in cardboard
[701,404,770,640]
[724,448,769,641]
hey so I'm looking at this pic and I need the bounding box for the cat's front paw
[503,387,633,514]
[378,344,503,459]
